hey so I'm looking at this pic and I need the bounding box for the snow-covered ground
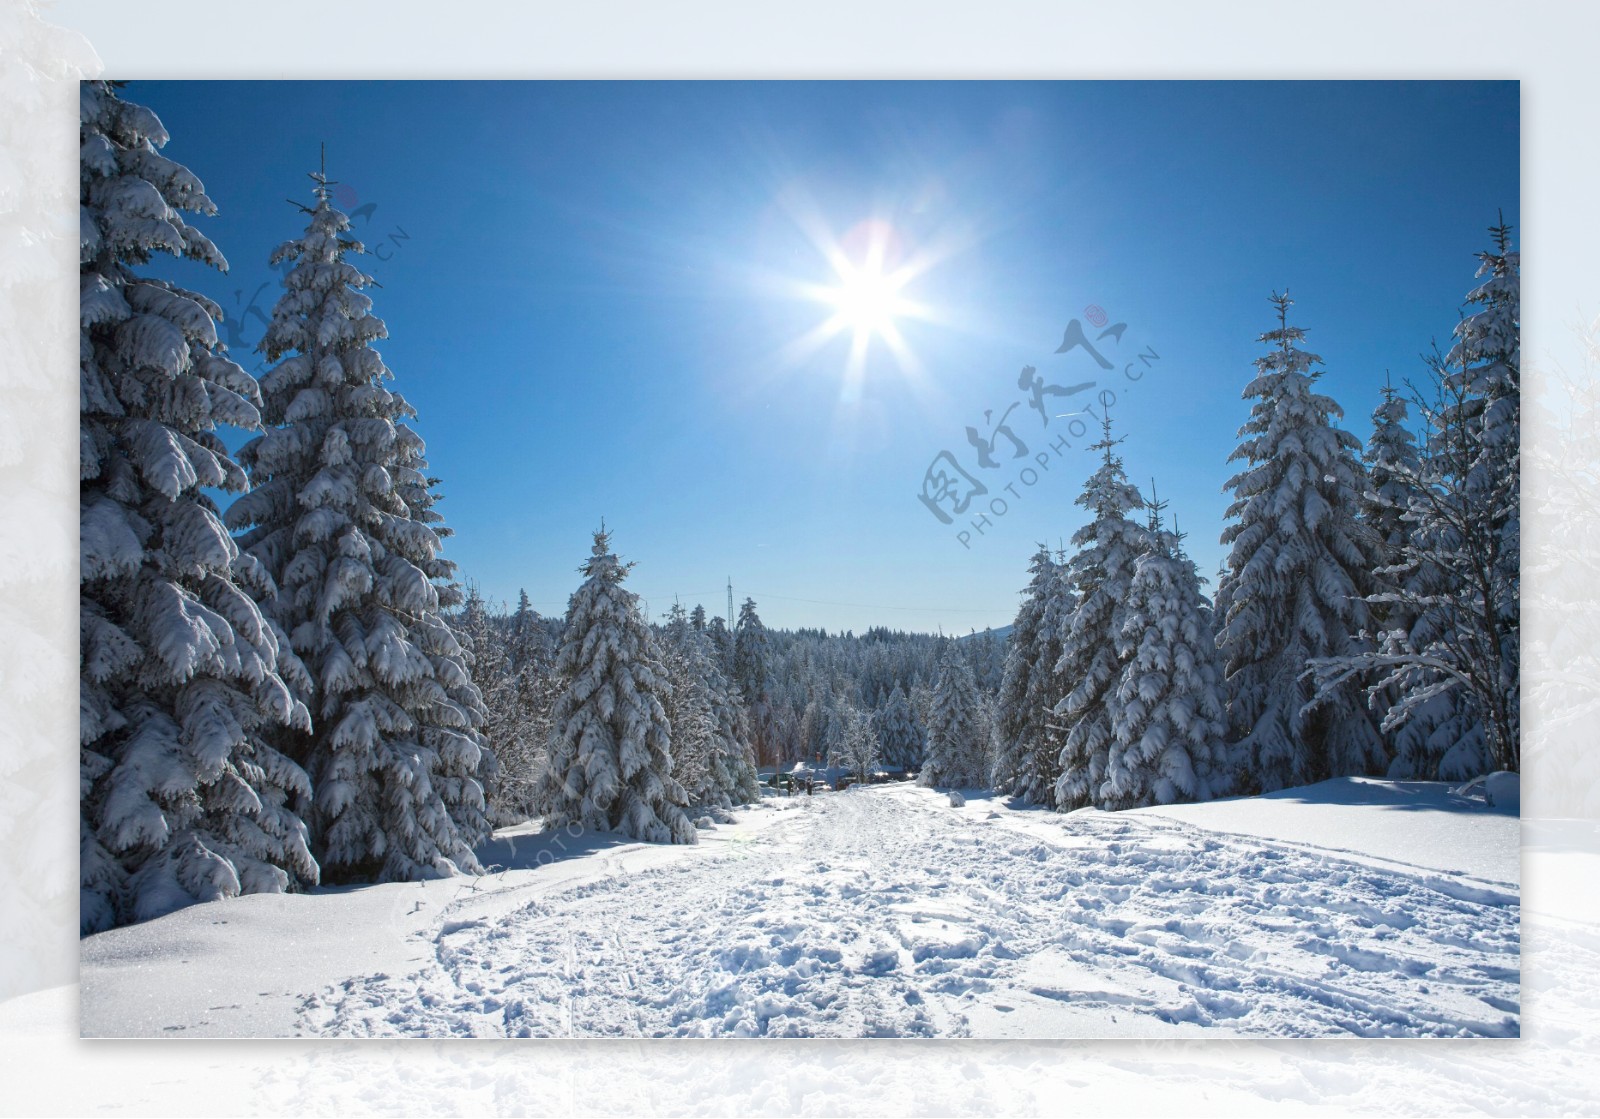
[1130,776,1520,881]
[73,797,803,1038]
[68,778,1519,1040]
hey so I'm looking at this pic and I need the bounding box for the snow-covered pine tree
[1101,489,1228,808]
[706,656,762,806]
[918,646,988,788]
[1355,380,1427,763]
[658,651,717,809]
[1383,555,1486,781]
[1362,380,1422,594]
[510,588,550,677]
[874,682,923,771]
[992,545,1074,804]
[674,601,759,803]
[448,586,556,826]
[1035,557,1079,777]
[533,529,697,843]
[837,703,878,785]
[225,170,492,882]
[992,547,1052,795]
[658,601,737,809]
[908,677,936,753]
[1214,292,1385,793]
[974,686,999,782]
[798,694,826,763]
[821,684,851,765]
[804,687,849,768]
[734,597,780,766]
[1310,224,1520,776]
[964,630,1005,693]
[449,586,509,824]
[1445,216,1521,568]
[80,81,318,931]
[733,597,769,700]
[1436,217,1519,771]
[1052,418,1148,810]
[705,613,735,678]
[475,588,561,822]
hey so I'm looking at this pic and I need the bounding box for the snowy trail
[296,785,1518,1039]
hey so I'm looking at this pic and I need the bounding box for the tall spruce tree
[707,661,762,806]
[918,646,987,787]
[874,683,924,770]
[1101,491,1227,808]
[449,587,511,825]
[1444,216,1521,563]
[1436,218,1520,770]
[1053,418,1148,810]
[658,601,759,808]
[534,529,697,843]
[449,587,557,826]
[733,597,769,699]
[734,598,779,766]
[1357,381,1427,764]
[226,170,492,881]
[705,614,734,678]
[798,693,828,763]
[1310,223,1520,776]
[500,588,562,816]
[685,604,761,805]
[1362,381,1423,593]
[656,618,718,809]
[1214,292,1384,793]
[80,81,317,931]
[992,545,1072,804]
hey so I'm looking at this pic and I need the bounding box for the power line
[745,590,1004,615]
[496,592,735,620]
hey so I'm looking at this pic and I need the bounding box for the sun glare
[782,216,939,398]
[760,196,965,400]
[824,257,913,341]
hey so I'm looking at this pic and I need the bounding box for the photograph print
[78,78,1520,1038]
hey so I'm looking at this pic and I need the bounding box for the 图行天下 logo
[917,310,1162,548]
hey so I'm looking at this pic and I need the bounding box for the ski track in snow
[296,786,1519,1039]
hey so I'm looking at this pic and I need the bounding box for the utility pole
[727,577,734,632]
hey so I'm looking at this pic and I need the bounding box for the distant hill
[958,624,1013,644]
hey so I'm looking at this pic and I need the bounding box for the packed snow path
[298,785,1519,1038]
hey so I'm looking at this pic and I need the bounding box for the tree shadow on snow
[474,822,644,872]
[1238,777,1513,815]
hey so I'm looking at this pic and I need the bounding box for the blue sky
[140,80,1519,634]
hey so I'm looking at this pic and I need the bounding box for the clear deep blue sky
[139,80,1518,634]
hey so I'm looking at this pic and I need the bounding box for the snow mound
[1448,771,1520,815]
[1484,771,1521,812]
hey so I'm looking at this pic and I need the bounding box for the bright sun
[823,257,913,342]
[768,205,951,396]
